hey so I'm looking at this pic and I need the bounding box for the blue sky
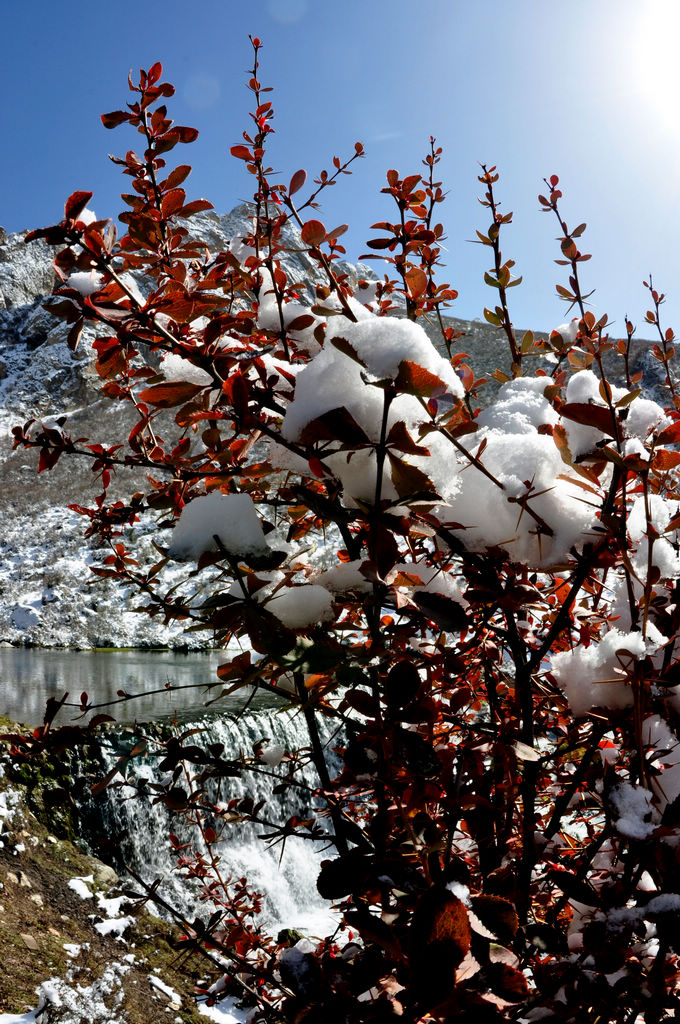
[2,0,679,334]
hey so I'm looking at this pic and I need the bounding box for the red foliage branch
[8,41,680,1023]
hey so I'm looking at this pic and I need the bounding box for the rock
[0,233,55,309]
[10,605,40,630]
[91,860,118,886]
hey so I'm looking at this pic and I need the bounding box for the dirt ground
[0,731,235,1022]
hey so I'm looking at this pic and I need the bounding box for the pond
[0,647,255,727]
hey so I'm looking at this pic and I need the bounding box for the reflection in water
[0,648,252,726]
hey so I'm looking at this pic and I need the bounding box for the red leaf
[286,314,315,333]
[487,963,529,1002]
[402,173,422,193]
[288,169,307,195]
[300,407,370,447]
[411,889,471,1003]
[341,688,378,718]
[560,401,617,437]
[101,110,130,129]
[301,219,326,247]
[93,336,126,379]
[230,145,253,161]
[67,319,84,352]
[373,525,400,578]
[412,592,468,631]
[394,360,447,398]
[38,447,60,473]
[176,126,199,143]
[656,420,680,446]
[552,423,573,466]
[162,164,192,190]
[387,456,436,499]
[178,198,214,217]
[654,449,680,471]
[161,188,186,218]
[405,266,428,299]
[91,764,122,797]
[25,226,68,245]
[387,420,430,456]
[88,714,116,729]
[65,191,93,221]
[365,238,396,250]
[469,895,519,942]
[148,61,163,85]
[222,372,250,417]
[329,335,367,367]
[137,381,206,408]
[385,660,421,711]
[548,867,600,906]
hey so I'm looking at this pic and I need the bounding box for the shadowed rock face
[0,209,668,649]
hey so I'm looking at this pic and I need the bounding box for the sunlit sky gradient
[2,0,679,333]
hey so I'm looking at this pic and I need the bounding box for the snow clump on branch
[551,628,654,716]
[437,375,597,568]
[67,270,105,296]
[266,584,334,628]
[277,313,464,507]
[161,352,213,386]
[169,491,271,562]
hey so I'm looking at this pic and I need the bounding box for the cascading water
[78,703,342,940]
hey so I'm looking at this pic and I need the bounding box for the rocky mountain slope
[0,208,666,649]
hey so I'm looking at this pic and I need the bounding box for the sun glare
[633,0,680,131]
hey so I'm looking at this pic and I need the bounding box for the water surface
[0,647,253,726]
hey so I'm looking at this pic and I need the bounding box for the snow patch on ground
[67,875,94,900]
[197,998,246,1023]
[148,973,181,1002]
[93,915,135,937]
[0,962,132,1024]
[0,779,23,842]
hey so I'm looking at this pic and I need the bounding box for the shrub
[10,40,680,1023]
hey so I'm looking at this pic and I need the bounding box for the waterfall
[77,703,342,940]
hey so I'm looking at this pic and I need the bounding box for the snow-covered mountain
[0,207,377,648]
[0,208,665,648]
